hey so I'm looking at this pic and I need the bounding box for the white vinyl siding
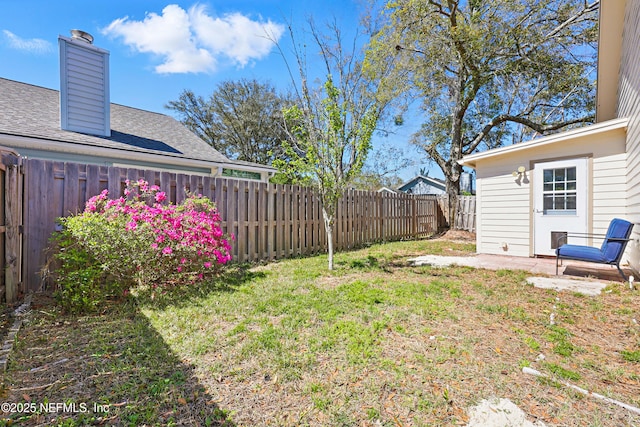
[476,163,531,256]
[618,0,640,271]
[59,36,110,137]
[592,153,627,237]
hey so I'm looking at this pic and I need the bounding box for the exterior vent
[70,29,94,44]
[59,31,110,137]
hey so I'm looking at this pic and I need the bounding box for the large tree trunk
[445,158,463,227]
[446,180,459,229]
[322,207,335,270]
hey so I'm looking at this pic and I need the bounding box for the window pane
[541,165,579,214]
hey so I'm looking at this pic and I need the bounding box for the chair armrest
[555,232,608,248]
[556,233,632,248]
[556,233,599,247]
[604,237,633,242]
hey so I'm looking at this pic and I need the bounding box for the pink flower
[162,246,173,255]
[204,261,212,268]
[126,221,137,231]
[151,243,158,249]
[155,191,167,203]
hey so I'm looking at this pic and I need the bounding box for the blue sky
[0,0,427,181]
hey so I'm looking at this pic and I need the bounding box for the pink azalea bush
[63,179,232,289]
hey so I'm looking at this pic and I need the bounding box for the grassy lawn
[2,238,640,426]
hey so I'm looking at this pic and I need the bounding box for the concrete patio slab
[525,277,607,296]
[465,398,546,427]
[407,254,629,296]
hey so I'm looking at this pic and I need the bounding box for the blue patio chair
[555,218,634,281]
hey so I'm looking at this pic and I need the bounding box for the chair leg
[616,263,628,281]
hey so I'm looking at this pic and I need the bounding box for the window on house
[542,166,577,215]
[221,168,262,180]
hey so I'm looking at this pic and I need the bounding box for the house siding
[618,0,640,272]
[592,153,627,234]
[476,161,532,256]
[473,130,626,257]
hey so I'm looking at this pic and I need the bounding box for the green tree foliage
[366,0,599,220]
[166,79,292,164]
[272,20,391,270]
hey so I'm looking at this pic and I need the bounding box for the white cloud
[102,3,284,74]
[103,5,214,73]
[3,30,53,54]
[189,5,284,67]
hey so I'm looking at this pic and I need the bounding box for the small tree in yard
[272,20,390,270]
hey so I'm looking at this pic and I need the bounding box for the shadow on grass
[135,264,267,310]
[1,296,236,426]
[331,238,477,272]
[335,255,394,273]
[562,264,630,283]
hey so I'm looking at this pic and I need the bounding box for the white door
[533,158,588,256]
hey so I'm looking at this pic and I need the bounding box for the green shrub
[50,228,127,314]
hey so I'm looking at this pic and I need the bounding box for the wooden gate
[1,147,23,304]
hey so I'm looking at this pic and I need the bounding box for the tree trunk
[446,173,461,228]
[322,208,335,270]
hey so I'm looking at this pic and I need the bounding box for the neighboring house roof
[377,186,397,194]
[0,77,274,173]
[397,175,446,194]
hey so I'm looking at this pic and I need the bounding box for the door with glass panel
[533,158,588,256]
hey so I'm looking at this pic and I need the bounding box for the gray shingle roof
[0,77,230,163]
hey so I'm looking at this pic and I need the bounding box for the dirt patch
[436,229,476,241]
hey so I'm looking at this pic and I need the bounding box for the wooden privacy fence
[1,148,22,304]
[454,195,476,232]
[22,159,444,293]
